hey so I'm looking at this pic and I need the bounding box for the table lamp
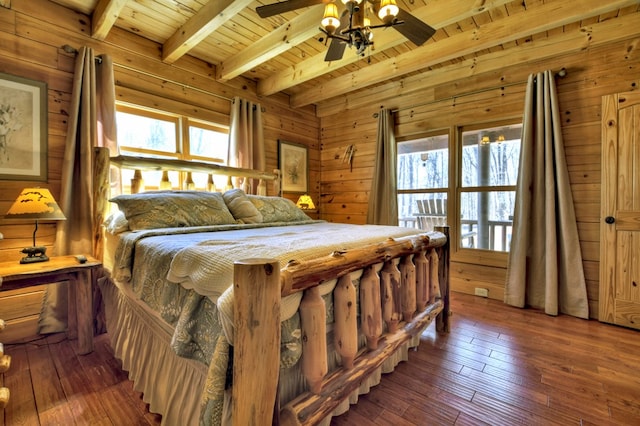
[296,194,315,210]
[4,188,66,264]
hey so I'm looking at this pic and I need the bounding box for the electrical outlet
[474,287,489,297]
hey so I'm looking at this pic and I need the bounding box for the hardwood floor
[1,292,639,425]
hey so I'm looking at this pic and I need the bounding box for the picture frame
[0,72,47,181]
[278,140,308,193]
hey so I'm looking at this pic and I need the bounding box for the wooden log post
[233,258,281,425]
[429,249,440,302]
[93,147,111,263]
[435,226,451,333]
[415,250,429,311]
[300,286,328,394]
[360,263,383,350]
[159,170,172,189]
[399,254,417,321]
[130,169,144,193]
[333,274,358,369]
[381,259,401,333]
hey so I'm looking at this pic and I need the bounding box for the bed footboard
[232,226,450,426]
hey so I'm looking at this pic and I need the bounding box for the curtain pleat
[39,46,117,334]
[505,70,588,319]
[227,97,265,194]
[367,108,398,225]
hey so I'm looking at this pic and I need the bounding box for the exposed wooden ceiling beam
[315,11,640,116]
[256,0,514,97]
[162,0,253,64]
[91,0,127,41]
[290,0,640,107]
[216,5,325,82]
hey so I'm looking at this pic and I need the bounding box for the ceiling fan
[256,0,436,61]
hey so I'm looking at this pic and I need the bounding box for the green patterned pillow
[222,189,263,224]
[247,195,311,223]
[110,191,236,230]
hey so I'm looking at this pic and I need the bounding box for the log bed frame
[92,147,451,426]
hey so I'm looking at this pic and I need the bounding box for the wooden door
[600,91,640,329]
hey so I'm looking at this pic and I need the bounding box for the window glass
[460,191,515,251]
[189,123,228,162]
[459,122,521,251]
[461,124,521,188]
[397,134,449,230]
[116,110,177,154]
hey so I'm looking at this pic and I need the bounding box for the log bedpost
[434,226,451,333]
[300,286,328,394]
[399,254,417,321]
[380,259,401,333]
[233,258,281,425]
[93,147,110,263]
[360,263,383,350]
[333,274,358,369]
[414,250,429,311]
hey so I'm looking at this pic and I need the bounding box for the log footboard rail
[233,226,450,426]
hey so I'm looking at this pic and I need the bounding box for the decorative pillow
[109,191,236,230]
[247,195,311,223]
[103,210,129,234]
[222,189,263,224]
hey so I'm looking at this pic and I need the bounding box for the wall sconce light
[296,194,316,210]
[4,188,66,264]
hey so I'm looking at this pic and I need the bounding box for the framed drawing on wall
[278,140,308,193]
[0,72,47,181]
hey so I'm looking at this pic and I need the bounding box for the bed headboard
[91,146,282,260]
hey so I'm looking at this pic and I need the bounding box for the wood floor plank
[2,292,640,425]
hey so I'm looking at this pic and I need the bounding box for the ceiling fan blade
[394,9,436,46]
[324,10,350,61]
[325,39,347,61]
[256,0,326,18]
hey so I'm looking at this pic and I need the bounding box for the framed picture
[278,140,308,193]
[0,72,47,181]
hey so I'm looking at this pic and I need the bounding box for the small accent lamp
[296,194,316,210]
[5,188,66,264]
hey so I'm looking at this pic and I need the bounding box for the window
[397,132,449,231]
[116,104,229,191]
[397,121,521,252]
[459,123,521,251]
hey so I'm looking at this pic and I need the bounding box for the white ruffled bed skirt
[99,276,208,426]
[99,276,427,426]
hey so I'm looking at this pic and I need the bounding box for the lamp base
[20,246,49,264]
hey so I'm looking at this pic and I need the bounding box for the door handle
[605,216,615,224]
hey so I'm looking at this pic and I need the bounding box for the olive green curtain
[505,70,588,318]
[367,108,398,226]
[39,47,117,334]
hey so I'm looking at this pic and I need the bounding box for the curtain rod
[374,68,567,117]
[61,44,231,102]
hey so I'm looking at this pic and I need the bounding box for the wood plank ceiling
[50,0,640,112]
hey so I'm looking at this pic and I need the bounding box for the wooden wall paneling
[319,34,640,311]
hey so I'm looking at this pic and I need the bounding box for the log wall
[318,35,640,318]
[0,0,319,341]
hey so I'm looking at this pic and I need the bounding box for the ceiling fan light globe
[321,3,340,34]
[378,0,399,23]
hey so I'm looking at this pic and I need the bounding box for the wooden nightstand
[300,208,320,220]
[0,255,101,355]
